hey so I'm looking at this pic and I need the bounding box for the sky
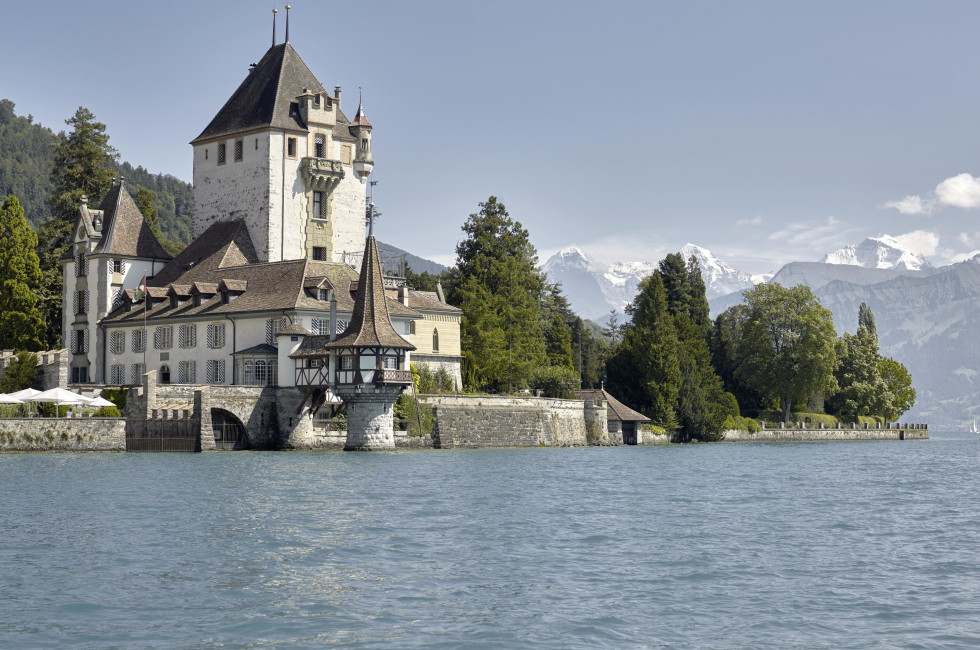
[4,0,980,275]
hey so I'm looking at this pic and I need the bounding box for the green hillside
[0,99,193,244]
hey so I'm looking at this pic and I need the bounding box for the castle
[62,26,462,401]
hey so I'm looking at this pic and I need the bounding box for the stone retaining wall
[422,395,590,448]
[0,418,126,452]
[722,426,928,442]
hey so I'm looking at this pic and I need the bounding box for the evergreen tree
[606,274,680,428]
[134,187,160,236]
[829,304,891,421]
[0,195,45,350]
[37,107,118,347]
[545,313,574,369]
[445,197,546,392]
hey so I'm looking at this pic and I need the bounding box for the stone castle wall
[0,418,126,452]
[422,394,590,449]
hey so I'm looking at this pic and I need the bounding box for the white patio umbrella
[7,388,41,416]
[25,387,90,417]
[0,394,24,404]
[84,396,116,408]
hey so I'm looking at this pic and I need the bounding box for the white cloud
[736,215,763,226]
[767,216,848,247]
[881,195,930,215]
[881,172,980,215]
[935,173,980,209]
[949,249,980,264]
[891,229,940,256]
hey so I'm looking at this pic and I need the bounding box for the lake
[2,431,978,648]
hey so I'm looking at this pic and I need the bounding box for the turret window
[314,134,325,158]
[218,143,226,164]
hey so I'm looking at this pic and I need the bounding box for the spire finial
[285,5,291,43]
[272,8,278,47]
[367,202,376,238]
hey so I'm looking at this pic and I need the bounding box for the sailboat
[971,418,979,434]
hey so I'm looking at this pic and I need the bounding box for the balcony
[295,366,413,389]
[302,157,345,192]
[376,369,412,385]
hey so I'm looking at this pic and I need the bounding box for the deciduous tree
[737,283,838,422]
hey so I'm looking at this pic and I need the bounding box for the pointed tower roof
[191,43,326,143]
[91,183,172,259]
[351,101,372,129]
[326,235,415,350]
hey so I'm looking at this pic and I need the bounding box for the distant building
[63,31,461,393]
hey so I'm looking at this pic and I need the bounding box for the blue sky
[4,1,980,274]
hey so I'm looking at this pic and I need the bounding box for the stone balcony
[302,157,345,192]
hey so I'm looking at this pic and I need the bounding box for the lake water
[2,431,979,648]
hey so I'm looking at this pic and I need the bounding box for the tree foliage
[36,107,118,347]
[0,351,39,393]
[878,356,915,421]
[735,283,838,422]
[828,303,891,420]
[606,273,681,428]
[0,195,45,350]
[445,197,546,392]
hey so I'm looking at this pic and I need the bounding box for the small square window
[312,247,327,261]
[217,143,226,164]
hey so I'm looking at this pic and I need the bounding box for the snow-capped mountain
[679,243,756,298]
[821,236,931,271]
[542,244,756,321]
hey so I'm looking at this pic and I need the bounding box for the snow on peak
[679,243,755,297]
[821,236,931,270]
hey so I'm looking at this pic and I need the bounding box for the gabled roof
[70,184,171,260]
[192,43,326,143]
[149,220,257,287]
[574,389,651,423]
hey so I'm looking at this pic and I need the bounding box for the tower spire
[285,5,291,43]
[272,8,278,47]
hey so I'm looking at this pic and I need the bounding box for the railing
[376,369,412,384]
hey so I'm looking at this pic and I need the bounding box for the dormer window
[314,94,321,107]
[318,288,328,301]
[170,295,178,309]
[221,291,229,305]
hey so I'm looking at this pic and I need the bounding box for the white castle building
[63,33,461,392]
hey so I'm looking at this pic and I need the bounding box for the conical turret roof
[325,235,415,350]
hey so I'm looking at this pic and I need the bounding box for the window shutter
[266,319,274,345]
[190,360,197,383]
[70,329,78,353]
[218,360,225,384]
[82,329,89,354]
[154,327,162,350]
[73,291,79,315]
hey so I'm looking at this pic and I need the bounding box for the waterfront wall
[722,423,928,442]
[0,418,126,452]
[422,394,591,448]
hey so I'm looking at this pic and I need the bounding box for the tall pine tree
[0,195,45,350]
[37,107,118,347]
[446,197,546,392]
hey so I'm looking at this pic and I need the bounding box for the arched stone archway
[211,408,249,450]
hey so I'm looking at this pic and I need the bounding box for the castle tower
[291,211,415,451]
[350,99,373,180]
[190,38,371,264]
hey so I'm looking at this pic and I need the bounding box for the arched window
[254,360,267,386]
[160,364,171,384]
[243,360,253,385]
[432,328,440,352]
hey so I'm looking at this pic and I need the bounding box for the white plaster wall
[192,134,273,259]
[269,132,308,262]
[330,170,368,262]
